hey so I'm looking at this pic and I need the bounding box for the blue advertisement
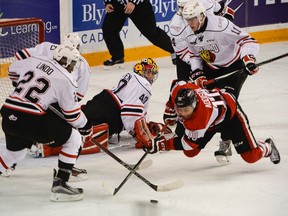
[0,0,60,43]
[72,0,177,32]
[72,0,288,32]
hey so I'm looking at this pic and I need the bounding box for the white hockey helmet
[53,44,80,68]
[62,32,82,52]
[182,0,206,20]
[177,0,191,8]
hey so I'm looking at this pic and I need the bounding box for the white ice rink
[0,42,288,216]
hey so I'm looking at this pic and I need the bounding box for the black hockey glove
[78,120,92,137]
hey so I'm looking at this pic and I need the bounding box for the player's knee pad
[81,123,109,155]
[240,148,263,163]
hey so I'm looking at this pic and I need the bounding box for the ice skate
[214,140,232,165]
[50,169,83,202]
[265,138,280,164]
[103,58,124,70]
[69,167,88,182]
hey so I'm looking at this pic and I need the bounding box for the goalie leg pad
[82,123,109,154]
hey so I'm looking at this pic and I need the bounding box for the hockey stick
[234,2,244,12]
[90,138,183,194]
[48,105,152,170]
[110,122,169,195]
[108,152,148,195]
[204,53,288,86]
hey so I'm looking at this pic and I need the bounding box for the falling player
[0,44,92,201]
[143,80,281,166]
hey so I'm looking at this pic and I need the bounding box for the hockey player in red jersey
[168,0,260,164]
[0,44,92,201]
[144,80,280,165]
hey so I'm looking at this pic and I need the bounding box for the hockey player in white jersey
[15,32,90,101]
[0,44,92,202]
[169,0,235,80]
[81,58,168,149]
[178,0,259,164]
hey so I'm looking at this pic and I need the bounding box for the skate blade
[50,193,83,202]
[216,155,231,165]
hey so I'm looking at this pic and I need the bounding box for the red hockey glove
[143,136,170,154]
[242,54,259,75]
[163,101,177,126]
[194,76,207,88]
[222,6,235,21]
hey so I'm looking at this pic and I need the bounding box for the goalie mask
[53,44,80,72]
[133,58,159,84]
[62,32,82,52]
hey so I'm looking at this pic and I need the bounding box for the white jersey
[186,15,259,70]
[5,56,88,129]
[109,72,152,133]
[15,42,91,101]
[169,0,224,64]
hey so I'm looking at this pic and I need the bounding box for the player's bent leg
[0,149,26,177]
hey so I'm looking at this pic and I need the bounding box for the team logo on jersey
[8,114,17,121]
[199,50,216,63]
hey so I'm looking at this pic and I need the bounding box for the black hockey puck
[150,199,158,204]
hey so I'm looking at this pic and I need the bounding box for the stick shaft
[204,53,288,86]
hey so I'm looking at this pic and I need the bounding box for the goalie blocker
[29,124,109,157]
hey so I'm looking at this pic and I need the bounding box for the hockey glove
[163,101,177,126]
[242,54,259,75]
[143,135,170,154]
[78,119,93,137]
[222,6,235,21]
[194,76,207,88]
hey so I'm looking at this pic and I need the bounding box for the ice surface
[0,42,288,216]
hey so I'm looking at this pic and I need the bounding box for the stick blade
[102,181,116,195]
[156,179,184,192]
[128,159,153,170]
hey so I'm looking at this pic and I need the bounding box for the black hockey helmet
[175,88,197,108]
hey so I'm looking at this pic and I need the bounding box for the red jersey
[169,81,236,151]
